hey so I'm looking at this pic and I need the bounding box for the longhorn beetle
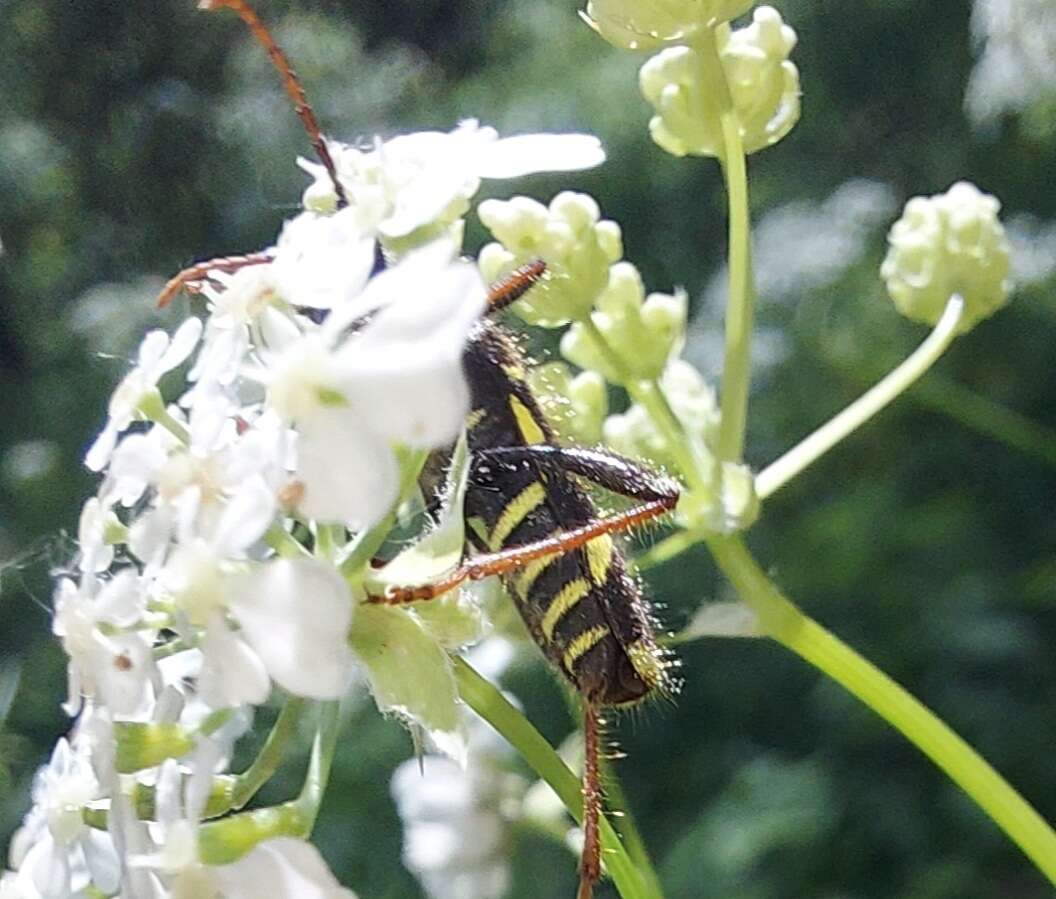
[164,4,681,897]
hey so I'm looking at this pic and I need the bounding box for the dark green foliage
[1,1,1055,896]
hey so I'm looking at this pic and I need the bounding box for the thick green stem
[706,533,1056,887]
[756,296,965,500]
[454,658,660,899]
[693,28,755,463]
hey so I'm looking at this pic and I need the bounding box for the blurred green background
[2,0,1056,896]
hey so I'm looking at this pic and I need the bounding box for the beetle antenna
[199,0,348,209]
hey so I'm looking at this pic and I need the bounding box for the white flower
[966,0,1056,124]
[8,736,120,899]
[271,207,376,310]
[391,709,523,899]
[213,839,357,899]
[300,121,605,249]
[262,242,486,528]
[85,317,203,472]
[52,573,154,718]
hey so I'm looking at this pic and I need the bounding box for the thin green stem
[840,358,1056,471]
[706,533,1056,888]
[693,28,754,463]
[453,658,659,899]
[601,759,665,899]
[232,697,308,810]
[265,523,312,559]
[580,319,707,493]
[633,527,703,572]
[138,389,190,444]
[296,701,341,832]
[756,296,965,500]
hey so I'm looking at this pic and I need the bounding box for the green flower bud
[679,459,759,533]
[478,192,623,327]
[581,0,752,51]
[561,262,687,383]
[528,362,609,445]
[113,722,195,774]
[880,181,1012,333]
[639,6,800,158]
[602,360,719,470]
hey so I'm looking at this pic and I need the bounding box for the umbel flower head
[881,180,1012,333]
[582,0,752,50]
[639,5,801,158]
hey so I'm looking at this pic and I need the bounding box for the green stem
[453,658,659,899]
[265,523,312,559]
[706,533,1056,887]
[633,527,703,572]
[580,319,708,493]
[296,701,341,831]
[138,389,190,444]
[694,28,754,463]
[231,697,308,810]
[846,360,1056,471]
[756,296,965,500]
[601,759,665,899]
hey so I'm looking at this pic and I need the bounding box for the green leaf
[350,604,463,753]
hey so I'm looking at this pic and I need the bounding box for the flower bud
[602,360,719,470]
[113,722,195,774]
[678,459,759,533]
[561,262,687,383]
[528,362,609,445]
[582,0,752,51]
[479,192,622,327]
[639,6,800,158]
[880,181,1012,333]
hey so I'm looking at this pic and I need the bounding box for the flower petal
[198,616,271,708]
[215,838,356,899]
[476,134,606,178]
[227,559,355,700]
[295,412,398,529]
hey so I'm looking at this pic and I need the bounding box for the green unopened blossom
[113,722,195,774]
[528,362,609,445]
[581,0,751,51]
[678,459,759,533]
[561,262,687,383]
[478,192,622,327]
[602,359,719,471]
[880,181,1012,333]
[639,6,800,158]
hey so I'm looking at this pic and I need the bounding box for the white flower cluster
[5,124,604,898]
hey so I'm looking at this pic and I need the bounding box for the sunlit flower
[300,121,605,252]
[8,736,119,899]
[85,317,203,472]
[582,0,752,50]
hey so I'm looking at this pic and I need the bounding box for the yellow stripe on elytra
[465,407,486,430]
[514,549,561,597]
[540,578,591,640]
[508,394,546,445]
[562,625,610,672]
[626,640,666,689]
[583,534,614,586]
[488,481,546,551]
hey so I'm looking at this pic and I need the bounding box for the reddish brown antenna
[199,0,349,209]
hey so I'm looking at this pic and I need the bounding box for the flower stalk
[453,657,661,899]
[705,533,1056,887]
[755,294,966,500]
